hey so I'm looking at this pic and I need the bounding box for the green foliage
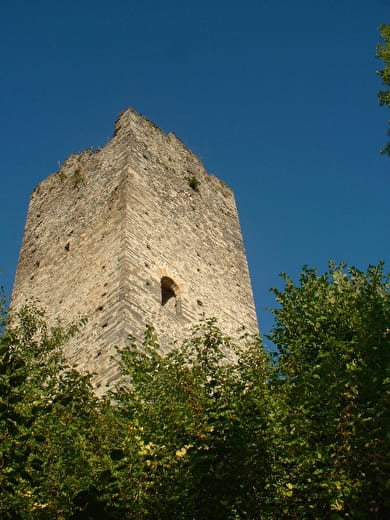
[1,262,389,519]
[186,175,200,191]
[57,170,67,182]
[0,300,115,519]
[72,168,86,187]
[268,262,390,518]
[110,320,272,519]
[377,24,390,155]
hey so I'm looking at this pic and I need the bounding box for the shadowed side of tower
[12,108,258,393]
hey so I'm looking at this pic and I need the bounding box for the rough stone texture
[12,108,258,393]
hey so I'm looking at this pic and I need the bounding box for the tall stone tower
[12,109,258,392]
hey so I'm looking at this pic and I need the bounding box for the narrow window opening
[161,276,181,315]
[161,284,175,306]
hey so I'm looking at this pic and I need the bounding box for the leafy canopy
[377,24,390,155]
[1,261,389,519]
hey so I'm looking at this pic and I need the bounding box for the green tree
[377,24,390,155]
[110,320,273,519]
[0,300,122,519]
[268,262,390,519]
[0,298,273,520]
[2,261,389,519]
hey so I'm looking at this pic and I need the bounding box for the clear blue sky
[1,0,389,345]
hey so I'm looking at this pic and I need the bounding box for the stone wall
[12,108,258,393]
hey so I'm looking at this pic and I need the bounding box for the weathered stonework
[12,108,258,393]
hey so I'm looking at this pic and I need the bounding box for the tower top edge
[31,107,233,196]
[113,107,197,155]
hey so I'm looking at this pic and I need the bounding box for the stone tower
[12,108,258,392]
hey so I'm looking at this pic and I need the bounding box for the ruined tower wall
[12,108,258,392]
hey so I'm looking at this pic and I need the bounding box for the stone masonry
[12,108,258,393]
